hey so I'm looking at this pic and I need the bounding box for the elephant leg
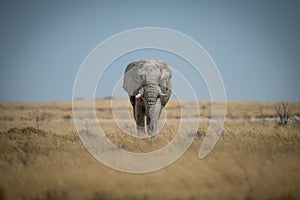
[134,99,146,135]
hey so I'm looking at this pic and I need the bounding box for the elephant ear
[158,61,172,106]
[123,61,143,96]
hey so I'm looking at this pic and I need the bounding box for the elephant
[123,59,172,135]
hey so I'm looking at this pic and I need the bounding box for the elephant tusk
[157,85,168,97]
[135,93,141,98]
[159,92,168,97]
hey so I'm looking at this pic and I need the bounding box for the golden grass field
[0,99,300,200]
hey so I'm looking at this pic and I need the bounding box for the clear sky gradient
[1,0,299,102]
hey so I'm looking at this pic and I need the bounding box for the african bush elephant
[123,59,172,135]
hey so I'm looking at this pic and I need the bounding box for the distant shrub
[63,115,72,120]
[196,128,206,139]
[31,110,52,129]
[275,102,292,125]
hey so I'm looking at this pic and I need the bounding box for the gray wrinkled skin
[123,59,172,135]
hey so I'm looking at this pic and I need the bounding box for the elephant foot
[136,125,146,136]
[147,124,156,136]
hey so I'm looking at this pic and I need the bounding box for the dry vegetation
[0,99,300,200]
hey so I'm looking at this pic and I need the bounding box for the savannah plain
[0,99,300,200]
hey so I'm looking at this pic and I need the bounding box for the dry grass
[0,99,300,200]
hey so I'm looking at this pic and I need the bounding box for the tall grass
[0,101,300,200]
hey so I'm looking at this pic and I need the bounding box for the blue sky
[0,0,299,102]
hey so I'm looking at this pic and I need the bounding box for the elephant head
[123,59,172,135]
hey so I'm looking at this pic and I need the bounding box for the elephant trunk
[146,103,162,135]
[144,84,162,135]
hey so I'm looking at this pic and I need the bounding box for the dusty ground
[0,99,300,200]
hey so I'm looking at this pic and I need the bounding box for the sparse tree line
[259,102,294,126]
[29,101,296,132]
